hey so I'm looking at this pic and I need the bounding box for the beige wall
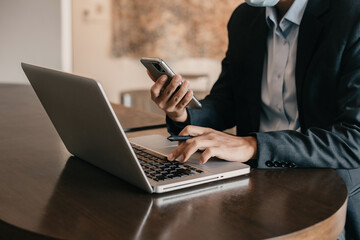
[0,0,61,84]
[72,0,244,103]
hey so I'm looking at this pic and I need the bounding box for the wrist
[167,109,189,123]
[245,136,258,159]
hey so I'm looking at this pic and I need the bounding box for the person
[147,0,360,239]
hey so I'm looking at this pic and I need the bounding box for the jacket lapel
[296,0,329,123]
[245,9,268,131]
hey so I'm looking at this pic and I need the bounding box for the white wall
[0,0,62,84]
[72,0,223,103]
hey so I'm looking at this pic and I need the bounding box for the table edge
[269,196,348,240]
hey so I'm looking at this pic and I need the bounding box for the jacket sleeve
[166,54,237,135]
[256,20,360,170]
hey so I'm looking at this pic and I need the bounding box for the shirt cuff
[166,115,188,135]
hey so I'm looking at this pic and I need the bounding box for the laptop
[21,63,250,193]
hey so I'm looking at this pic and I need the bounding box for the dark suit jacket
[167,0,360,238]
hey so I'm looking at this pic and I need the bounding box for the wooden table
[0,84,348,239]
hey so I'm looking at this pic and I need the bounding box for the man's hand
[167,126,257,164]
[148,71,193,123]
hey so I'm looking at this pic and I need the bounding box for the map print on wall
[112,0,240,59]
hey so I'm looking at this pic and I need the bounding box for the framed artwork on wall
[112,0,240,59]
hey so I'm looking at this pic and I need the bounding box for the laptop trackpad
[129,134,180,156]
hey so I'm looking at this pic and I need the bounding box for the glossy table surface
[0,84,348,239]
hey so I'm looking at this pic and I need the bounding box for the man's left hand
[167,125,257,164]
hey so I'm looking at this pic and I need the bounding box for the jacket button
[281,162,287,168]
[274,161,280,167]
[265,161,274,167]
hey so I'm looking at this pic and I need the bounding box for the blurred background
[0,0,243,111]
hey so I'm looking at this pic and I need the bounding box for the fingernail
[174,75,181,83]
[168,153,174,161]
[160,75,168,82]
[179,155,184,162]
[184,80,189,88]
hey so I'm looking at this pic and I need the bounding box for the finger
[181,125,228,139]
[168,142,197,162]
[146,70,157,82]
[169,135,216,162]
[157,75,182,103]
[176,89,193,110]
[200,147,221,164]
[179,125,214,137]
[150,75,168,99]
[167,80,190,107]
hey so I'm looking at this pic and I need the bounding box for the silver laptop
[21,63,250,193]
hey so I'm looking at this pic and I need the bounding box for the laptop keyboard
[131,143,204,182]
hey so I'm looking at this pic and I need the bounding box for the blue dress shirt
[259,0,308,132]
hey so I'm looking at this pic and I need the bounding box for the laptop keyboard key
[131,143,204,182]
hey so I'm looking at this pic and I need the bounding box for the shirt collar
[266,0,308,27]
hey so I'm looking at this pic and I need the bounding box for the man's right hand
[148,71,193,123]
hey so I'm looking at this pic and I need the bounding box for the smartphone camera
[152,63,165,73]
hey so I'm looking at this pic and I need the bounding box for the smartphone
[140,57,202,109]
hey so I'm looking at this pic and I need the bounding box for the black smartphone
[140,57,202,109]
